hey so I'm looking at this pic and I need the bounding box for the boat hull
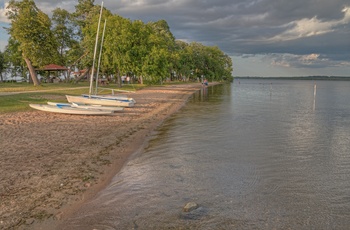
[29,104,113,115]
[66,95,134,107]
[47,102,124,112]
[81,94,136,104]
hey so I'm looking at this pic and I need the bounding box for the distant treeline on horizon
[235,76,350,81]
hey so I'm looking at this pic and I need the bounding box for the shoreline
[0,83,217,229]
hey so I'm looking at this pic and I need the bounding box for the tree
[102,15,132,86]
[126,20,152,84]
[6,0,59,85]
[73,0,96,31]
[52,8,82,81]
[0,51,5,82]
[186,42,206,80]
[174,40,194,81]
[73,1,113,84]
[79,5,232,84]
[3,38,27,81]
[142,47,169,84]
[146,20,175,83]
[148,20,175,50]
[51,8,75,65]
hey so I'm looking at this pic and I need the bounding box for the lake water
[60,79,350,229]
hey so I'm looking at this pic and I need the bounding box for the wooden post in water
[314,83,317,97]
[313,83,317,111]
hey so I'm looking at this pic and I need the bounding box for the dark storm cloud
[1,0,349,70]
[106,0,349,62]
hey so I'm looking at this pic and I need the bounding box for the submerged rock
[183,202,199,212]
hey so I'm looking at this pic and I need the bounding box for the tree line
[0,0,233,85]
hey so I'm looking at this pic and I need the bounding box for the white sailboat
[30,2,132,115]
[29,103,113,115]
[66,95,134,107]
[81,94,135,103]
[47,101,124,112]
[66,2,135,107]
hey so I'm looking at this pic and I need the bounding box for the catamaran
[66,2,136,107]
[29,103,113,115]
[47,101,124,112]
[65,95,134,107]
[30,2,133,114]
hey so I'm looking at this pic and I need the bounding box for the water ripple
[60,81,350,229]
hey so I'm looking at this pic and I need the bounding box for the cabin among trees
[36,64,68,83]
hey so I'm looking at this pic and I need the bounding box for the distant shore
[235,76,350,80]
[0,83,218,229]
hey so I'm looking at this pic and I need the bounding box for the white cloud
[339,61,350,66]
[269,6,350,41]
[341,7,350,22]
[121,0,145,7]
[270,53,350,69]
[118,0,181,9]
[271,59,290,68]
[299,54,321,65]
[0,2,10,23]
[271,53,320,68]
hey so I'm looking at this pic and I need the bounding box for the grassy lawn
[0,82,143,114]
[0,80,200,113]
[0,82,89,92]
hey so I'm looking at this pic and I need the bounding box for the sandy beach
[0,83,211,229]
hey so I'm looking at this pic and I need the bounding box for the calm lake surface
[61,79,350,229]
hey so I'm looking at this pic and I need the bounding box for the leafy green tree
[51,7,83,82]
[102,15,133,86]
[73,0,96,31]
[69,0,96,75]
[203,46,233,81]
[145,20,175,84]
[173,40,194,81]
[51,8,75,65]
[3,38,27,81]
[75,2,113,81]
[142,47,170,84]
[126,20,152,84]
[221,54,234,81]
[6,0,59,85]
[187,42,206,80]
[148,20,175,50]
[70,1,233,85]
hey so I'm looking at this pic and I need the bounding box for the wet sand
[0,83,212,229]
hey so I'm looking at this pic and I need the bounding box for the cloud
[0,0,349,76]
[270,53,350,69]
[269,7,350,41]
[0,2,10,23]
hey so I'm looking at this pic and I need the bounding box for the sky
[0,0,349,77]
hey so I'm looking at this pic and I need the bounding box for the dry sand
[0,83,212,229]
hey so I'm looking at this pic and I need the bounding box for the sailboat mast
[95,19,107,95]
[89,1,104,97]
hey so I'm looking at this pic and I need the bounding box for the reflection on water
[60,80,350,229]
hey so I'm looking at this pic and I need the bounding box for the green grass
[0,82,89,92]
[0,91,80,113]
[0,82,145,114]
[0,81,197,113]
